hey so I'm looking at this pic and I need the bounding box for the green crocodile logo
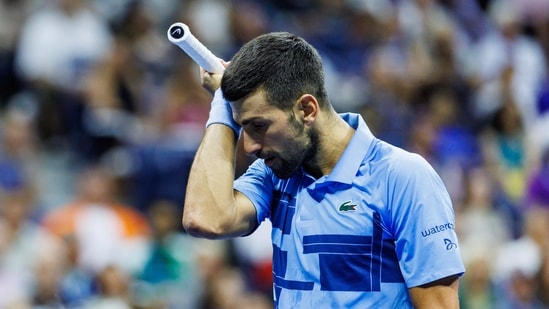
[339,200,357,212]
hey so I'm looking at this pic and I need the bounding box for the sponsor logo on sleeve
[444,238,458,250]
[421,222,455,238]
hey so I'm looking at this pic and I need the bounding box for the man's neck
[304,113,355,179]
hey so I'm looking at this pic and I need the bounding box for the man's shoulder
[370,141,434,178]
[372,140,425,164]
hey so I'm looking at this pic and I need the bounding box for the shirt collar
[304,112,376,189]
[326,113,376,184]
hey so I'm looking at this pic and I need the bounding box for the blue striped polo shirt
[234,113,465,308]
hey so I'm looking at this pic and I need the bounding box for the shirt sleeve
[387,151,465,287]
[234,159,274,224]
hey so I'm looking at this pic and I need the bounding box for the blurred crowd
[2,0,549,308]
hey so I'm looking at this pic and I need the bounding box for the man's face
[232,90,315,179]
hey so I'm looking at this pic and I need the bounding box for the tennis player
[183,32,465,308]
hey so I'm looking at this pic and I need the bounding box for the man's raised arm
[182,68,257,239]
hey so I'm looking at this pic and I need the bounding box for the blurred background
[1,0,549,308]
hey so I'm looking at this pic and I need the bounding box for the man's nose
[242,133,262,157]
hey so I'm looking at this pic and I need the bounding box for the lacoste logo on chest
[339,200,358,212]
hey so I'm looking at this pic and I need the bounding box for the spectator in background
[438,0,490,43]
[135,199,202,309]
[231,219,274,298]
[396,0,468,57]
[126,58,210,212]
[192,239,235,309]
[14,0,112,146]
[507,0,549,63]
[467,0,547,127]
[455,167,512,259]
[227,1,270,56]
[362,9,416,148]
[0,104,77,223]
[55,234,96,308]
[534,252,549,308]
[493,207,549,307]
[424,87,480,203]
[143,58,210,151]
[179,0,233,59]
[41,164,151,276]
[478,86,528,236]
[525,146,549,209]
[0,108,40,191]
[75,36,142,164]
[0,164,64,307]
[82,265,132,309]
[109,0,173,89]
[200,266,273,309]
[0,0,38,107]
[31,248,68,308]
[458,252,497,309]
[495,270,546,309]
[480,86,527,204]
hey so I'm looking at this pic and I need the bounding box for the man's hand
[201,60,240,135]
[200,60,228,96]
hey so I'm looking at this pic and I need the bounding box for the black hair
[221,32,329,111]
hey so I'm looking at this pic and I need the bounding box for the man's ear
[296,94,319,125]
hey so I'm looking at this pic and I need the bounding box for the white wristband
[205,89,241,135]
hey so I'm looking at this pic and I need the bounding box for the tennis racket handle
[167,22,225,74]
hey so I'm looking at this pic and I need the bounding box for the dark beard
[270,121,319,179]
[271,154,303,179]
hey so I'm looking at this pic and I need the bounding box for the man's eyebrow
[240,117,264,126]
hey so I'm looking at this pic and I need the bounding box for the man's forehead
[231,90,275,123]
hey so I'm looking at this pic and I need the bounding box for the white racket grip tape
[167,22,225,74]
